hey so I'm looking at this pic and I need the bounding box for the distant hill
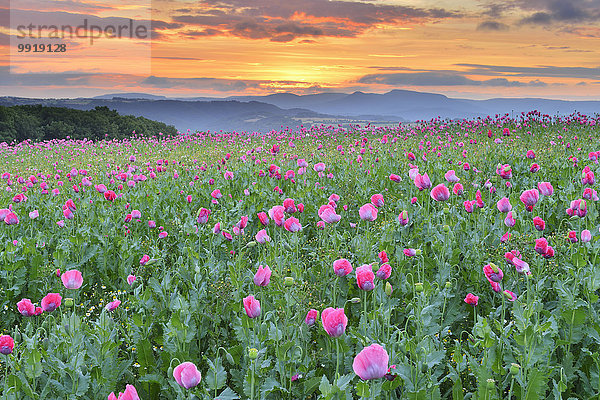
[2,89,599,134]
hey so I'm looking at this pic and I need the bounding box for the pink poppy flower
[389,174,401,182]
[377,263,392,280]
[305,309,319,326]
[4,212,19,225]
[105,300,121,312]
[483,263,503,283]
[108,384,140,400]
[158,231,168,238]
[283,198,297,213]
[359,203,378,221]
[533,216,545,231]
[353,344,389,380]
[581,229,592,243]
[257,212,269,226]
[269,205,285,226]
[61,269,83,289]
[139,255,150,265]
[321,307,347,337]
[148,220,156,228]
[534,237,548,254]
[500,232,511,243]
[319,205,341,224]
[444,170,459,183]
[17,298,35,316]
[253,265,271,286]
[430,184,450,202]
[210,189,222,199]
[464,293,478,306]
[131,210,141,219]
[29,210,39,219]
[520,189,540,208]
[0,335,14,355]
[503,290,517,301]
[197,208,211,224]
[526,150,535,159]
[313,162,326,172]
[403,248,417,257]
[333,259,353,277]
[127,275,136,285]
[504,211,515,227]
[65,199,76,212]
[453,183,464,196]
[356,264,375,290]
[568,231,578,243]
[255,229,271,243]
[413,173,432,191]
[496,197,512,213]
[104,191,117,201]
[243,295,261,318]
[284,217,302,232]
[370,194,384,208]
[41,293,62,312]
[173,362,202,389]
[378,251,389,263]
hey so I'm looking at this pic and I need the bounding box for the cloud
[516,0,600,24]
[476,21,509,30]
[170,0,458,42]
[356,71,544,87]
[456,64,600,79]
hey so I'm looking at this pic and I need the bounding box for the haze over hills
[1,90,599,133]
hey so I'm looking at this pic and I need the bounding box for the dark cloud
[456,64,600,79]
[171,0,458,42]
[516,0,600,24]
[476,21,509,31]
[356,72,544,87]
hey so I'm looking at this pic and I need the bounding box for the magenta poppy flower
[319,205,341,224]
[430,184,450,202]
[538,182,554,197]
[124,214,132,223]
[104,191,117,201]
[4,212,19,225]
[305,309,319,326]
[568,231,578,243]
[534,237,548,254]
[453,183,464,196]
[127,275,136,285]
[464,200,474,213]
[530,163,540,173]
[389,174,401,182]
[95,184,107,193]
[17,298,35,316]
[359,203,378,221]
[253,265,271,286]
[413,173,432,191]
[403,248,417,257]
[243,295,261,318]
[398,210,409,226]
[500,232,511,243]
[283,198,297,213]
[333,259,353,277]
[197,208,211,224]
[533,216,545,231]
[41,293,62,312]
[105,300,121,312]
[526,150,535,159]
[378,251,389,263]
[139,255,150,265]
[504,211,515,227]
[257,212,269,226]
[255,229,271,243]
[376,263,392,280]
[496,197,512,213]
[65,199,76,212]
[210,189,222,199]
[321,307,347,337]
[61,269,83,289]
[483,263,503,283]
[173,362,202,389]
[520,189,540,207]
[284,217,302,232]
[370,194,384,208]
[0,335,14,355]
[353,344,389,380]
[503,290,517,302]
[158,231,168,238]
[464,293,479,306]
[356,264,375,291]
[543,246,555,258]
[148,220,156,228]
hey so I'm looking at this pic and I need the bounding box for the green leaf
[356,380,370,398]
[452,377,464,400]
[335,373,354,391]
[319,375,332,396]
[136,338,156,374]
[215,387,239,400]
[205,358,227,391]
[525,369,547,400]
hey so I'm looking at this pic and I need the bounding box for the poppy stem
[335,338,340,380]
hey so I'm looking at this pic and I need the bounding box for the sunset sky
[1,0,599,99]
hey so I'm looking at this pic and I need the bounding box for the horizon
[1,0,599,100]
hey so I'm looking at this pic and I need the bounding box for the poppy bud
[248,348,258,360]
[350,297,361,303]
[443,224,450,232]
[415,282,423,292]
[510,363,520,375]
[415,249,422,256]
[64,298,74,308]
[385,282,393,296]
[284,277,294,286]
[445,281,452,289]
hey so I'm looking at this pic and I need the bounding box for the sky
[0,0,599,99]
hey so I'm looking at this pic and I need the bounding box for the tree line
[0,104,178,143]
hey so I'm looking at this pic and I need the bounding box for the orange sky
[1,0,599,99]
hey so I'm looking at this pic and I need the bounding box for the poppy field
[1,111,600,399]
